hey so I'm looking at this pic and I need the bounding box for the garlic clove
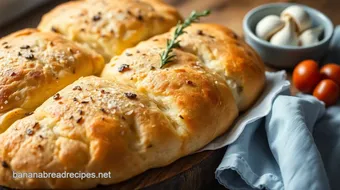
[270,16,299,46]
[256,15,285,40]
[281,5,312,33]
[299,26,324,46]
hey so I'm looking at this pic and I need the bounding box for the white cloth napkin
[199,71,290,151]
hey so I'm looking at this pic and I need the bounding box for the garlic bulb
[299,26,324,46]
[256,15,285,40]
[270,16,299,46]
[281,5,312,32]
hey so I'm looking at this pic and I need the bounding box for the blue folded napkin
[216,92,340,190]
[215,26,340,190]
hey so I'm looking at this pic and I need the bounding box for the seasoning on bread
[0,24,264,189]
[38,0,182,61]
[0,29,104,132]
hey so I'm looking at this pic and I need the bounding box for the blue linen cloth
[216,93,340,190]
[215,26,340,190]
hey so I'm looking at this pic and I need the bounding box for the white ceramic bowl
[243,3,334,69]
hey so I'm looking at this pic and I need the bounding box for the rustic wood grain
[164,0,340,36]
[1,0,340,37]
[0,0,338,189]
[96,148,226,190]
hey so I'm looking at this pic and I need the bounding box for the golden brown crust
[0,76,183,189]
[174,24,265,111]
[0,24,265,189]
[38,0,182,61]
[102,23,266,111]
[0,29,105,132]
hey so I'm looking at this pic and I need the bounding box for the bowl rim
[243,2,334,50]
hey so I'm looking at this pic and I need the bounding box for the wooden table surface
[1,0,340,36]
[0,0,338,189]
[166,0,339,35]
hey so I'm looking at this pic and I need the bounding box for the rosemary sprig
[159,10,211,68]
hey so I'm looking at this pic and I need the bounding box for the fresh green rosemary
[159,10,211,68]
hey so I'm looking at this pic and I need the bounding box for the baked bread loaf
[38,0,181,61]
[0,24,265,189]
[101,23,265,112]
[0,29,104,133]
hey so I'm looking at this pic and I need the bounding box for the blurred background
[0,0,339,37]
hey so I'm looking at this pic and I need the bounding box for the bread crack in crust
[0,25,265,189]
[102,23,265,111]
[173,24,265,111]
[0,76,181,189]
[101,23,265,157]
[38,0,182,61]
[0,29,104,133]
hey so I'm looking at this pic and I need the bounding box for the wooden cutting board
[97,148,227,190]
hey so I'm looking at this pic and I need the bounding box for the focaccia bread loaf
[0,24,265,189]
[0,29,104,133]
[38,0,181,61]
[102,23,265,111]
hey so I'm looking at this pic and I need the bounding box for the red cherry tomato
[293,60,322,93]
[320,63,340,86]
[313,79,340,107]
